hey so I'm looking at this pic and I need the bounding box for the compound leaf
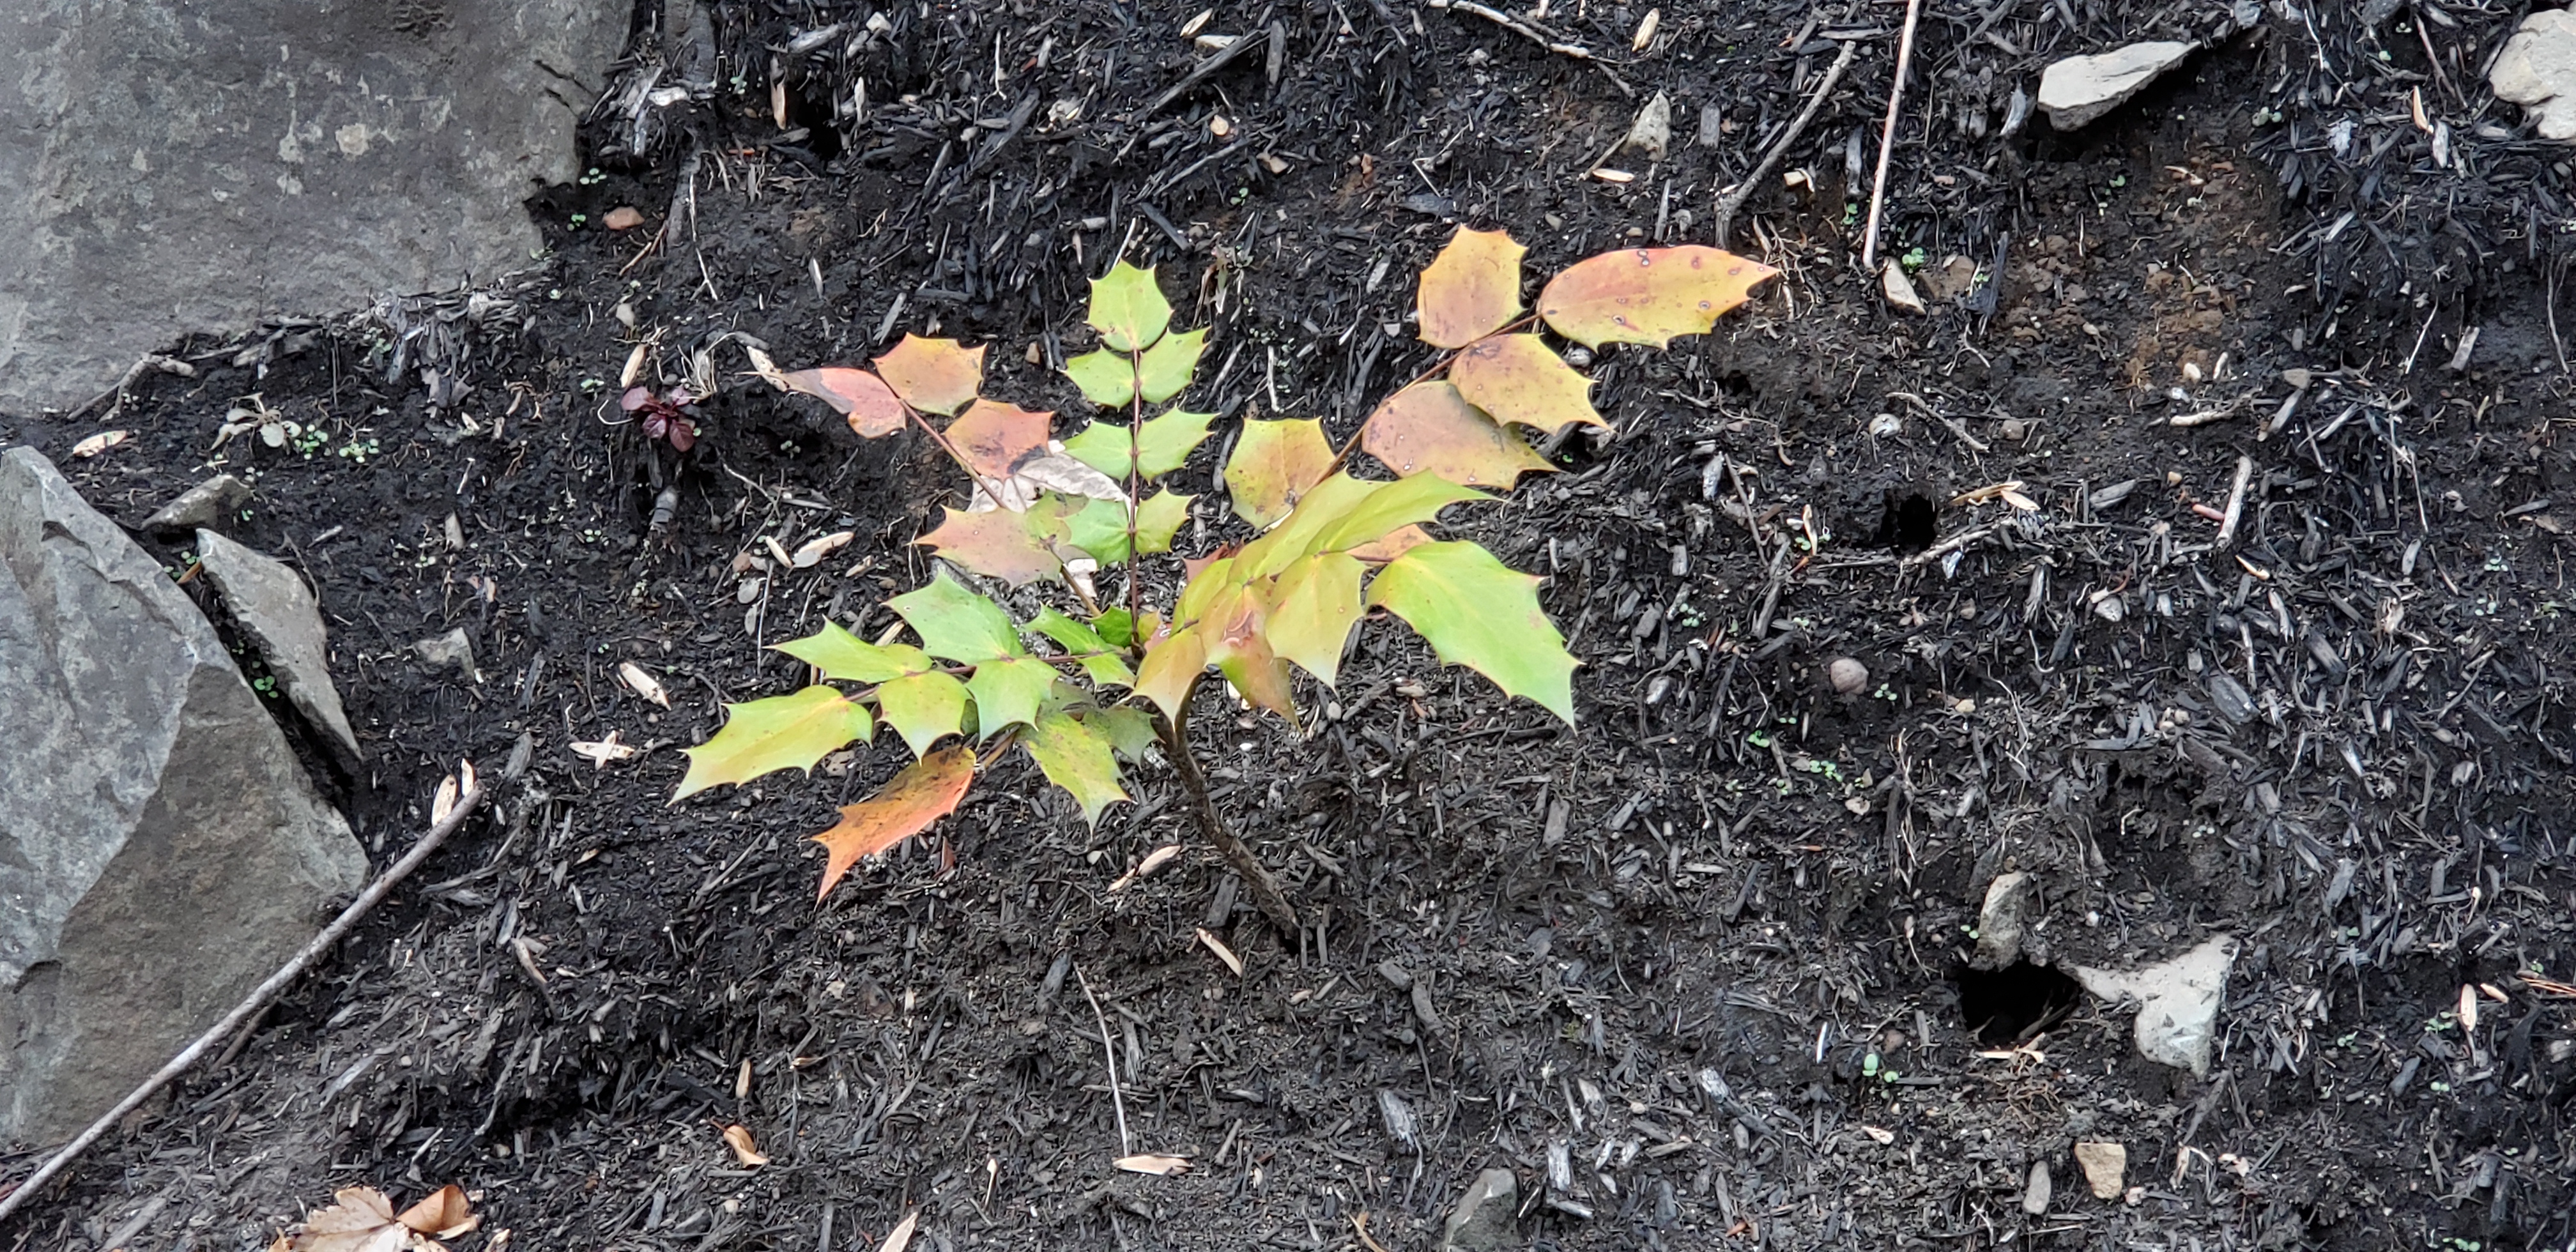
[1062,408,1217,481]
[917,501,1072,587]
[1360,381,1553,487]
[1449,334,1606,434]
[1087,261,1173,352]
[1064,349,1137,408]
[1366,541,1575,723]
[1537,245,1779,349]
[873,335,986,415]
[1418,227,1528,348]
[1264,552,1366,686]
[675,686,874,800]
[780,367,910,437]
[890,568,1024,662]
[1137,328,1208,404]
[946,398,1054,482]
[1224,417,1335,527]
[1134,623,1209,721]
[1027,606,1136,687]
[775,623,933,683]
[811,745,975,899]
[877,670,970,757]
[1023,706,1128,825]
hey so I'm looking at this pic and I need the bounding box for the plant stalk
[1156,692,1298,932]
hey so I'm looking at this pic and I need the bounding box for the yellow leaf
[1417,228,1526,349]
[872,335,985,415]
[1537,245,1778,348]
[673,687,874,800]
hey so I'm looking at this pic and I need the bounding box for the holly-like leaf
[877,670,970,756]
[1087,261,1173,352]
[964,655,1059,735]
[1365,541,1576,722]
[874,335,986,415]
[1027,606,1137,687]
[1087,705,1158,759]
[811,746,975,899]
[1137,328,1208,404]
[889,568,1024,662]
[1023,706,1128,824]
[1264,552,1366,685]
[774,367,910,437]
[1449,334,1606,434]
[946,399,1054,482]
[919,500,1073,586]
[1537,245,1779,349]
[1135,623,1209,720]
[1349,523,1434,563]
[1313,471,1487,553]
[776,622,933,683]
[1134,489,1192,554]
[1092,607,1138,648]
[1065,348,1136,408]
[1360,381,1554,487]
[1066,490,1192,563]
[675,686,875,800]
[1224,417,1336,527]
[1419,227,1528,348]
[1062,408,1216,481]
[1199,583,1296,716]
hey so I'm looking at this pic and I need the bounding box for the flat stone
[2492,10,2576,141]
[2073,935,2239,1077]
[2073,1141,2128,1200]
[2037,42,2195,130]
[141,475,252,535]
[0,448,365,1146]
[0,1,629,415]
[1441,1168,1520,1251]
[1972,871,2041,970]
[194,530,362,763]
[1881,262,1928,315]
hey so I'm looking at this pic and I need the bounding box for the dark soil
[7,1,2576,1250]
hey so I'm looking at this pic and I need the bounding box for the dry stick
[1422,0,1636,99]
[1857,0,1924,273]
[1073,967,1133,1156]
[1714,39,1860,249]
[0,786,489,1229]
[2214,455,2255,548]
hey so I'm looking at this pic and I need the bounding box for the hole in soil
[1878,490,1936,552]
[1956,959,2085,1046]
[785,87,845,162]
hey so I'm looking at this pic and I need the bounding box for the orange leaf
[873,335,986,415]
[1200,584,1296,716]
[1536,245,1778,348]
[1349,523,1434,564]
[1222,418,1335,527]
[946,398,1054,481]
[811,745,976,898]
[394,1185,475,1237]
[917,501,1072,586]
[778,367,909,437]
[1360,381,1554,487]
[1448,334,1605,434]
[722,1123,772,1166]
[1417,228,1527,349]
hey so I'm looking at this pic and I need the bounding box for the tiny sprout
[1901,246,1928,272]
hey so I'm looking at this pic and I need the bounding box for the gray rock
[2073,935,2239,1077]
[194,530,362,763]
[2021,1160,2052,1215]
[1972,871,2040,970]
[0,448,365,1146]
[2492,10,2576,141]
[0,1,629,415]
[141,475,252,535]
[1880,262,1928,316]
[414,627,480,682]
[1441,1168,1520,1251]
[2037,42,2195,130]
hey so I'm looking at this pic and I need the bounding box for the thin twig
[2214,455,2255,548]
[1073,967,1133,1156]
[1858,0,1924,273]
[0,785,489,1229]
[1422,0,1636,98]
[1715,39,1859,248]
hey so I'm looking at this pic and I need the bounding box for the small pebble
[1827,657,1869,695]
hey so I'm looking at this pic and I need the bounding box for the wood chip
[1115,1153,1191,1176]
[792,530,854,568]
[603,206,646,231]
[618,661,671,706]
[70,430,130,459]
[1195,927,1243,976]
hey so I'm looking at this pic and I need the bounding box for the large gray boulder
[0,0,629,415]
[0,448,367,1145]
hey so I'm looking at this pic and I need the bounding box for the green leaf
[1365,541,1577,723]
[1092,607,1138,648]
[1134,490,1192,554]
[774,623,932,683]
[1136,328,1208,404]
[1223,418,1335,528]
[674,686,874,800]
[877,670,969,757]
[889,568,1025,662]
[1314,472,1487,554]
[1087,261,1172,352]
[1061,408,1217,481]
[1023,706,1129,824]
[963,655,1059,736]
[1237,473,1381,579]
[1027,606,1137,687]
[1066,490,1193,564]
[1064,348,1137,408]
[1087,706,1158,760]
[1264,553,1366,686]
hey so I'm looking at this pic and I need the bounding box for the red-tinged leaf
[781,367,909,437]
[1181,546,1238,583]
[946,398,1054,481]
[811,746,976,898]
[1263,552,1366,685]
[1223,417,1335,527]
[1418,227,1528,349]
[675,686,875,800]
[917,500,1072,586]
[1349,523,1434,563]
[1537,245,1779,349]
[874,335,986,415]
[1360,381,1554,487]
[1135,624,1209,720]
[1449,334,1606,434]
[1200,583,1296,716]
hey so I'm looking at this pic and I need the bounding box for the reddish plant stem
[1156,685,1298,931]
